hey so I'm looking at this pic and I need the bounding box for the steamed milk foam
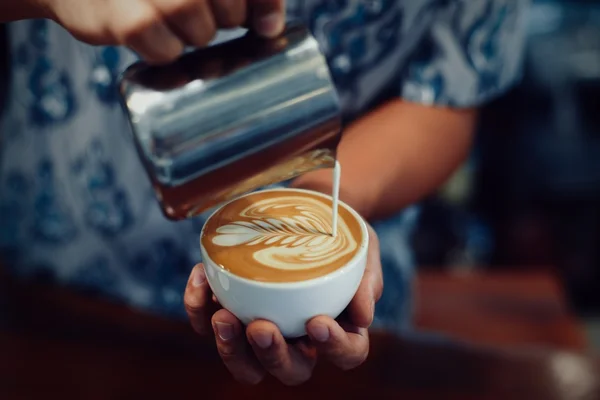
[201,186,363,283]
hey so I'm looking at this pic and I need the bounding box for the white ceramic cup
[200,188,369,338]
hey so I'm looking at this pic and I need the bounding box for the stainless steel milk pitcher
[118,24,341,220]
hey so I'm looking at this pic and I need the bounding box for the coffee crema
[201,189,363,283]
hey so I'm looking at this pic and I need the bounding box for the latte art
[211,196,358,270]
[201,189,363,283]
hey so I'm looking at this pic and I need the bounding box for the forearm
[0,0,50,22]
[292,99,477,220]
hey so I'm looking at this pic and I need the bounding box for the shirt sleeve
[400,0,530,108]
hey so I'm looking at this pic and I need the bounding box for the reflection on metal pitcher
[118,24,342,220]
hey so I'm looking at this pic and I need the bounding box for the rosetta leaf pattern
[210,196,358,270]
[213,217,333,248]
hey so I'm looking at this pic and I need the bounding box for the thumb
[248,0,286,38]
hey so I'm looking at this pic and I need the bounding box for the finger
[248,0,286,38]
[110,0,183,64]
[153,0,216,47]
[212,309,266,385]
[128,22,184,64]
[348,224,383,328]
[184,264,215,335]
[306,316,369,371]
[209,0,247,28]
[247,320,315,386]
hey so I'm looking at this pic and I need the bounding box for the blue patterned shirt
[0,0,528,331]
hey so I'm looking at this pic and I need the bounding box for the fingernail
[192,266,205,288]
[251,331,273,349]
[254,13,284,38]
[370,300,376,320]
[214,322,235,341]
[308,323,330,343]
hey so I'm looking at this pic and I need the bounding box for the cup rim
[199,187,369,289]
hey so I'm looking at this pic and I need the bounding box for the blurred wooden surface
[1,268,598,399]
[415,271,588,350]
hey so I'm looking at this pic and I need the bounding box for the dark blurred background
[414,0,600,323]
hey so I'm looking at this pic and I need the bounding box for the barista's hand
[184,224,383,385]
[41,0,285,63]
